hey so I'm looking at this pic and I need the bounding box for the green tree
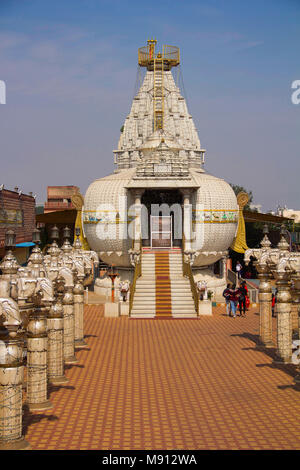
[35,205,44,215]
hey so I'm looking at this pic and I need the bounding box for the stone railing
[182,234,199,316]
[129,238,142,316]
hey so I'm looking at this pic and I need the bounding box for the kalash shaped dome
[84,40,238,268]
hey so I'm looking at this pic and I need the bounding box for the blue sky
[0,0,299,211]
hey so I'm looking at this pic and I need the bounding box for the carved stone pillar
[26,292,53,411]
[0,294,30,450]
[297,279,300,366]
[63,286,77,364]
[47,277,68,385]
[74,274,86,348]
[133,190,143,251]
[290,280,299,334]
[257,261,274,348]
[15,273,36,344]
[181,189,192,251]
[221,253,228,282]
[292,275,300,383]
[274,272,292,363]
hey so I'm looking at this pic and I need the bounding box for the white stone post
[0,291,30,450]
[47,277,68,385]
[274,271,292,363]
[26,292,53,412]
[74,274,86,348]
[293,275,300,383]
[182,189,192,251]
[63,285,78,364]
[256,260,274,348]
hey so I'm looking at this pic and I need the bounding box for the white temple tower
[84,40,238,310]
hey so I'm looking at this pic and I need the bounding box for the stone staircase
[130,249,197,318]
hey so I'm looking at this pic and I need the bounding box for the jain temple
[83,40,240,317]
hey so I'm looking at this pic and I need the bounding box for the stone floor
[23,305,300,450]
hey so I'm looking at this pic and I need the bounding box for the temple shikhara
[83,40,240,317]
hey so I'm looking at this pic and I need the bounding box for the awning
[36,209,77,224]
[243,210,292,224]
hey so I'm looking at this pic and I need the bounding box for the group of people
[235,260,257,280]
[222,281,249,318]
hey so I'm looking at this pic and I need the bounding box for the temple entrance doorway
[150,216,172,248]
[141,189,183,248]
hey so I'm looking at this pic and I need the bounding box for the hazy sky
[0,0,299,212]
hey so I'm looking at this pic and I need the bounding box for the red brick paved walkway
[23,306,300,450]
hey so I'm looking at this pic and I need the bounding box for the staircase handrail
[182,234,199,315]
[227,268,238,285]
[129,238,142,316]
[227,268,259,303]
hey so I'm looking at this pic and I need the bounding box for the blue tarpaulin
[15,242,35,247]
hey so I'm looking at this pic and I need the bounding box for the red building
[44,186,80,213]
[0,187,36,262]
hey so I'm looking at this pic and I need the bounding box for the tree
[35,205,44,215]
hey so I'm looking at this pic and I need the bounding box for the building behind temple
[44,186,80,213]
[0,186,36,264]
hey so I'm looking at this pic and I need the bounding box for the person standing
[223,283,232,316]
[236,261,242,280]
[238,281,248,316]
[229,283,239,318]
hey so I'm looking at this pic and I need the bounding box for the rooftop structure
[0,185,36,262]
[277,207,300,224]
[44,185,80,213]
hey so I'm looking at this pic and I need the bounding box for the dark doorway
[141,189,183,247]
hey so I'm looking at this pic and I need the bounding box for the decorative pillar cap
[277,225,289,251]
[260,225,271,249]
[5,229,16,250]
[51,225,60,241]
[63,226,71,240]
[32,228,41,245]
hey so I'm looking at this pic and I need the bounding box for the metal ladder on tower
[153,53,164,131]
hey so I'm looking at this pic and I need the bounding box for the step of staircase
[131,302,155,307]
[131,249,197,318]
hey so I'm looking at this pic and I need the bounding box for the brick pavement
[23,305,300,450]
